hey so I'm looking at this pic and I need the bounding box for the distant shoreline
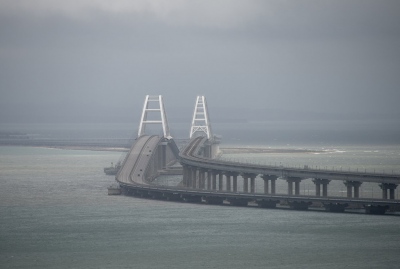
[0,140,324,154]
[45,146,130,152]
[220,147,323,154]
[0,143,129,152]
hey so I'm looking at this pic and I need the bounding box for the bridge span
[180,137,400,199]
[114,95,400,215]
[115,134,400,215]
[116,135,180,186]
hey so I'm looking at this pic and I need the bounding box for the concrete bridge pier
[184,165,196,188]
[262,175,277,194]
[157,142,168,169]
[182,165,187,187]
[210,170,217,190]
[312,178,331,197]
[218,173,223,191]
[242,175,249,192]
[344,181,362,198]
[206,170,212,190]
[250,175,256,193]
[286,177,302,195]
[199,169,207,189]
[232,172,239,192]
[225,172,232,191]
[191,167,198,189]
[379,183,398,200]
[242,173,257,193]
[182,165,189,187]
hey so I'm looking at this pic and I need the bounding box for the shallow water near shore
[1,145,400,268]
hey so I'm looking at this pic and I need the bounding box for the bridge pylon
[138,95,172,139]
[189,96,213,140]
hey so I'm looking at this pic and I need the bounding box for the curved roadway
[180,138,400,184]
[116,135,400,213]
[116,135,160,185]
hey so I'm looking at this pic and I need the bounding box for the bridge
[115,95,400,215]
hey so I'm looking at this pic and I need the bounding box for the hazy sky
[0,0,399,123]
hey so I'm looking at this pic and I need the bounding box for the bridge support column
[379,183,398,200]
[242,173,256,193]
[182,165,189,187]
[199,169,206,189]
[250,175,256,193]
[242,175,249,193]
[262,175,278,194]
[286,177,302,196]
[218,173,223,191]
[191,168,197,189]
[206,170,211,190]
[225,172,231,192]
[232,173,238,192]
[390,188,396,200]
[157,142,167,169]
[346,184,352,198]
[312,179,331,197]
[271,178,276,194]
[344,181,362,198]
[354,183,360,198]
[322,181,329,197]
[211,170,217,190]
[186,165,195,188]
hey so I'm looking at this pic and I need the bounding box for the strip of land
[221,147,322,154]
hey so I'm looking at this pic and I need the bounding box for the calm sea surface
[1,122,400,268]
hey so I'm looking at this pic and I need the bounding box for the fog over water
[1,2,400,268]
[0,1,399,125]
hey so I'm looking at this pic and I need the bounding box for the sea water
[1,122,400,268]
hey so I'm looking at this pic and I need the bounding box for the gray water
[1,145,400,268]
[1,121,400,268]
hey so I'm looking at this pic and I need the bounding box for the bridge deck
[117,135,160,185]
[116,136,400,214]
[180,138,400,184]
